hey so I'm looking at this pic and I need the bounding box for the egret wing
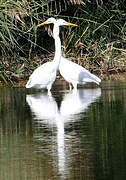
[27,62,56,88]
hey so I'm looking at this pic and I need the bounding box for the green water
[0,81,126,180]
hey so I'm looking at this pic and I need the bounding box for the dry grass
[0,0,125,83]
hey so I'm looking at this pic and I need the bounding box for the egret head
[37,17,77,27]
[37,17,56,27]
[56,19,78,27]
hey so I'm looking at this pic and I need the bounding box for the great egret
[25,17,77,93]
[59,57,101,90]
[52,19,101,90]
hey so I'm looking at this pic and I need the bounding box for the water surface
[0,81,126,180]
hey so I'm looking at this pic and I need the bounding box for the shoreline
[0,55,126,86]
[0,72,126,88]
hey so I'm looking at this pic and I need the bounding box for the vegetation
[0,0,126,83]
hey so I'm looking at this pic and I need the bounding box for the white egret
[52,19,101,90]
[59,57,101,90]
[25,17,77,93]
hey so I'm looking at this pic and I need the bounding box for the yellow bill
[37,19,78,27]
[64,22,78,27]
[37,21,49,27]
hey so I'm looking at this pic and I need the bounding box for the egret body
[53,19,101,90]
[25,18,77,93]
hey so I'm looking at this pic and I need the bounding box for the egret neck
[52,24,61,69]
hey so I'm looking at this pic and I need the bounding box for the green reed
[0,0,125,83]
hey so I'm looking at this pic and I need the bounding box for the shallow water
[0,81,126,180]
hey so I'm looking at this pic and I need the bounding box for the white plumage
[26,61,57,90]
[26,17,101,92]
[50,18,101,90]
[59,56,101,90]
[25,17,77,93]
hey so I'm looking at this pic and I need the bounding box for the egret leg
[47,87,52,97]
[47,84,52,96]
[73,83,77,91]
[69,83,72,91]
[48,90,52,97]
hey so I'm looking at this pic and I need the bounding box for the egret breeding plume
[25,17,77,93]
[53,18,101,90]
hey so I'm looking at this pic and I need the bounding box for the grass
[0,0,126,83]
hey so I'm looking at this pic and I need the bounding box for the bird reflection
[60,88,101,119]
[26,92,65,176]
[26,93,58,124]
[26,88,101,178]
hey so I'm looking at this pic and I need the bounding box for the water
[0,81,126,180]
